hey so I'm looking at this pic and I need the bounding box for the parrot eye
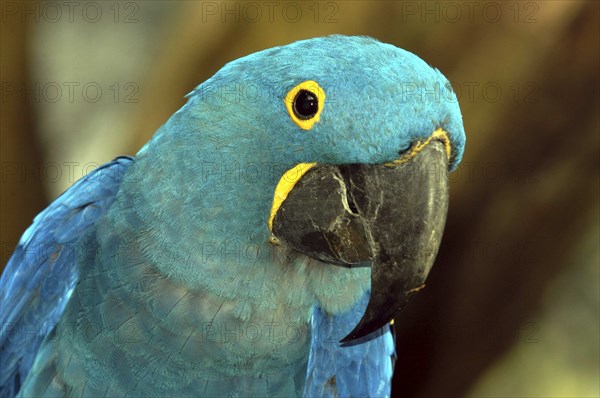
[293,90,318,120]
[284,80,326,130]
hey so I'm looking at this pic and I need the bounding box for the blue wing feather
[0,157,133,398]
[304,290,397,398]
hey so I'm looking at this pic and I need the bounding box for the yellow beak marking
[385,128,451,166]
[268,162,317,231]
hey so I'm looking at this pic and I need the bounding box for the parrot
[0,35,465,397]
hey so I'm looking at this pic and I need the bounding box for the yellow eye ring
[284,80,326,130]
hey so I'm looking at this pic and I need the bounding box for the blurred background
[1,1,598,396]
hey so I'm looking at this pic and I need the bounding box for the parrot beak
[270,130,450,342]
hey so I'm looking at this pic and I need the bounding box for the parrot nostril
[397,144,411,157]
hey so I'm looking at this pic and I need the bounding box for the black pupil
[293,90,318,119]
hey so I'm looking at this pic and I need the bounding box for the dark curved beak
[270,138,449,342]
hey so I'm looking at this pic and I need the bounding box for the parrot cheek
[270,132,450,342]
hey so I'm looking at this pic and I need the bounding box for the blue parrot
[0,35,465,397]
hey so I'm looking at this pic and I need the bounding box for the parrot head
[136,35,465,342]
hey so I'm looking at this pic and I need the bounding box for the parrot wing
[0,157,133,398]
[304,289,397,398]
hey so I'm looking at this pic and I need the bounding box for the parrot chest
[38,234,314,396]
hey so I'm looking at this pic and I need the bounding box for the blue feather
[304,290,396,397]
[0,157,132,397]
